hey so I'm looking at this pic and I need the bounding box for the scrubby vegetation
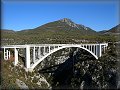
[1,53,50,89]
[1,29,117,45]
[48,43,119,89]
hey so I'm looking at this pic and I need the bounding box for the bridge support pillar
[95,45,97,56]
[38,46,41,59]
[43,46,46,55]
[26,46,30,68]
[6,50,8,60]
[33,46,35,63]
[48,46,51,53]
[94,45,95,53]
[4,48,6,60]
[14,48,18,66]
[99,44,102,57]
[4,48,8,60]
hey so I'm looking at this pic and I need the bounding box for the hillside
[34,18,97,34]
[99,24,120,34]
[1,56,51,89]
[1,18,118,45]
[107,24,120,33]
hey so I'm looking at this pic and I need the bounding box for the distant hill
[1,29,16,33]
[98,30,107,34]
[99,24,120,35]
[106,24,120,33]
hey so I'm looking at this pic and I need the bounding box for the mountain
[106,24,120,33]
[99,24,120,34]
[33,18,97,35]
[1,18,117,45]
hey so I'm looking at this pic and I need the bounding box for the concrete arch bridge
[1,43,108,71]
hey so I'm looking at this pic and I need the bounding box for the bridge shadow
[38,48,96,89]
[39,64,62,73]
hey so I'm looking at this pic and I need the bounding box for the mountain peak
[59,18,79,28]
[60,18,72,23]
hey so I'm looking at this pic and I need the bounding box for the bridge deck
[1,43,108,48]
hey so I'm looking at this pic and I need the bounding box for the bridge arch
[31,46,98,70]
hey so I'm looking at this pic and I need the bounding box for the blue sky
[2,0,119,31]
